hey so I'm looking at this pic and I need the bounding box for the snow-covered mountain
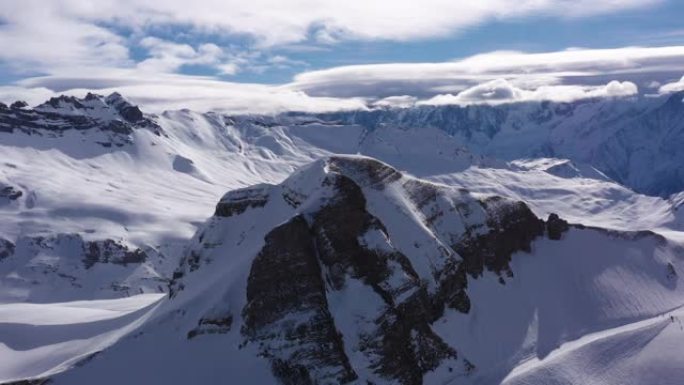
[315,92,684,197]
[1,93,684,384]
[48,156,684,385]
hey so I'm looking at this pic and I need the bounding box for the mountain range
[1,92,683,384]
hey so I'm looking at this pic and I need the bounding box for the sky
[1,0,684,113]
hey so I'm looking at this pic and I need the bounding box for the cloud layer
[2,45,680,113]
[418,79,638,106]
[291,46,684,98]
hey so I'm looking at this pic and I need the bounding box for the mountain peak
[168,156,557,384]
[32,92,143,123]
[0,91,162,142]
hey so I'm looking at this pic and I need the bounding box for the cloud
[659,75,684,93]
[451,78,523,103]
[136,37,226,73]
[0,86,56,107]
[4,71,640,114]
[3,44,678,114]
[0,0,665,74]
[372,95,419,108]
[417,79,638,105]
[0,2,130,73]
[5,69,367,114]
[291,46,684,98]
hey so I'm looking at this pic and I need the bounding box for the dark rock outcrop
[10,100,28,109]
[454,197,545,278]
[0,238,15,260]
[82,239,148,269]
[546,213,570,240]
[327,155,402,190]
[242,215,357,385]
[0,92,162,142]
[0,184,22,201]
[187,312,233,339]
[214,185,271,217]
[239,169,476,385]
[310,174,460,385]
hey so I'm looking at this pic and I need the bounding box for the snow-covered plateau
[1,92,683,384]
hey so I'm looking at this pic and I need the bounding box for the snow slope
[0,293,164,384]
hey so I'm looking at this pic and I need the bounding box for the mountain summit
[50,156,684,385]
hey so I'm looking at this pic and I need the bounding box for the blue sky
[1,0,684,112]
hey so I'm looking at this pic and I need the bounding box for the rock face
[215,184,272,217]
[0,233,164,301]
[81,238,148,269]
[546,213,570,240]
[0,183,22,202]
[243,215,357,384]
[0,92,162,143]
[0,238,14,260]
[0,233,149,268]
[453,197,545,279]
[170,155,578,384]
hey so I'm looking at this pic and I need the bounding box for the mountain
[48,156,684,385]
[312,93,684,197]
[1,93,684,384]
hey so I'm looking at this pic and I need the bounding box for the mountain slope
[0,293,164,384]
[48,156,684,385]
[314,92,684,197]
[2,93,684,383]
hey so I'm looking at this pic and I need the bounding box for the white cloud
[0,86,57,107]
[372,95,418,108]
[659,75,684,94]
[418,79,638,105]
[291,46,684,98]
[8,69,367,114]
[0,0,665,73]
[0,2,130,72]
[136,37,226,73]
[217,63,239,76]
[451,78,523,103]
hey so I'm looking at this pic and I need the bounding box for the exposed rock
[187,312,233,339]
[0,92,162,142]
[311,175,460,384]
[105,92,144,123]
[239,171,472,385]
[546,213,570,240]
[10,100,28,109]
[82,239,148,269]
[327,155,402,190]
[242,215,357,384]
[454,197,545,278]
[0,238,15,260]
[0,184,23,201]
[667,262,678,281]
[214,184,271,217]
